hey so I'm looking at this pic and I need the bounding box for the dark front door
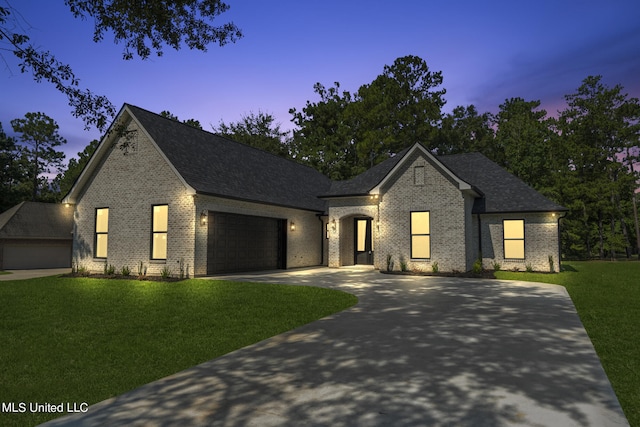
[207,212,286,274]
[354,218,373,265]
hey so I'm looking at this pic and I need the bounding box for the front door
[354,218,373,265]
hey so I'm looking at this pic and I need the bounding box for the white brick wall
[480,213,560,272]
[327,152,473,272]
[72,121,196,276]
[72,121,325,277]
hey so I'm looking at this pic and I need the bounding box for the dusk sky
[1,0,639,163]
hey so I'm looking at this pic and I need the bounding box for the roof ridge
[125,104,330,179]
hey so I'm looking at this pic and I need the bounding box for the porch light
[200,211,208,225]
[290,222,296,231]
[331,218,337,232]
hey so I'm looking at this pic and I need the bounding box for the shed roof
[0,202,74,239]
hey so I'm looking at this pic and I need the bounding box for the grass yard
[0,276,358,427]
[496,261,640,426]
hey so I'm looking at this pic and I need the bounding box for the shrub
[399,255,408,272]
[432,262,439,273]
[160,266,172,279]
[526,263,534,273]
[549,255,555,273]
[137,261,146,276]
[121,266,131,276]
[106,264,116,275]
[472,259,483,274]
[492,261,501,271]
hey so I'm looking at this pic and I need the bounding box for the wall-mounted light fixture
[200,210,208,225]
[290,221,296,231]
[331,218,337,232]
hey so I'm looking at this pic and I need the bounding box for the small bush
[160,266,172,279]
[492,261,501,271]
[432,262,439,273]
[121,266,131,276]
[549,255,555,273]
[472,259,483,274]
[526,263,534,273]
[399,255,408,272]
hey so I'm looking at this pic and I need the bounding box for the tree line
[2,55,639,260]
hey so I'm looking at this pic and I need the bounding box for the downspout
[317,214,326,266]
[557,211,568,272]
[477,214,482,264]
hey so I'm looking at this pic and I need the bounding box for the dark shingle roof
[127,105,332,212]
[319,148,410,197]
[125,106,564,214]
[438,152,566,213]
[320,145,565,213]
[0,202,73,239]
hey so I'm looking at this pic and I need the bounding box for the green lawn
[496,261,640,426]
[0,276,358,427]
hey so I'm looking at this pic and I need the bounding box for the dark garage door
[2,241,72,269]
[207,212,286,274]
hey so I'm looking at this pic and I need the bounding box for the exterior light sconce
[331,218,337,233]
[200,211,208,225]
[290,222,296,231]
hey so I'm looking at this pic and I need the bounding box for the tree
[160,110,203,129]
[290,82,357,179]
[434,105,496,157]
[0,122,29,211]
[56,139,99,198]
[557,76,640,259]
[291,55,446,179]
[215,111,291,158]
[0,1,242,131]
[493,98,557,191]
[10,112,66,202]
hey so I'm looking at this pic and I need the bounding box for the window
[411,211,430,259]
[152,205,168,260]
[504,219,525,259]
[95,208,109,258]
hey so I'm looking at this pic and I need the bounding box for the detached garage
[0,202,73,270]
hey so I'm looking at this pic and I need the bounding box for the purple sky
[1,0,639,163]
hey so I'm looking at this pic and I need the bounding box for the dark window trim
[94,207,109,259]
[151,204,168,260]
[503,218,525,260]
[410,210,431,260]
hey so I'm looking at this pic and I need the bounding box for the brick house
[62,104,566,276]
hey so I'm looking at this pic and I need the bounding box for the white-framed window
[411,211,430,259]
[503,219,525,259]
[95,208,109,258]
[151,205,168,260]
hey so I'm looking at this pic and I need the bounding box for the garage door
[2,241,72,269]
[207,212,286,274]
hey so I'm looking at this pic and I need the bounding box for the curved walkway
[42,267,628,426]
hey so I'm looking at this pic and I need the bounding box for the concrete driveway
[0,268,70,281]
[42,267,628,426]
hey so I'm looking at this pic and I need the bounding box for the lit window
[95,208,109,258]
[152,205,168,259]
[411,211,430,259]
[504,219,525,259]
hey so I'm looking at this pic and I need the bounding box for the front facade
[63,105,565,276]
